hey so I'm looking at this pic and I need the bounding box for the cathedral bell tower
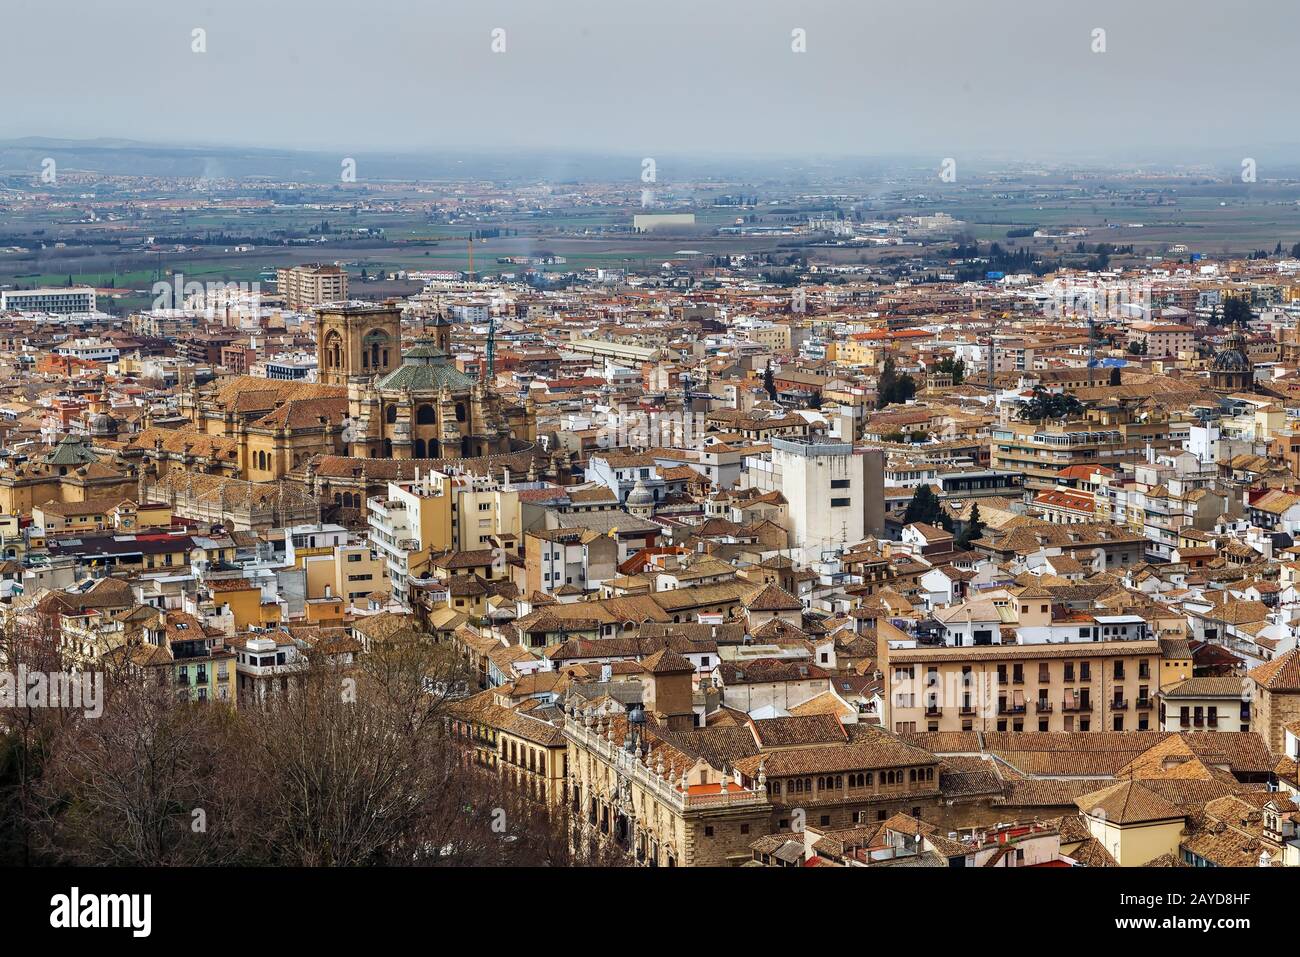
[428,311,454,356]
[315,302,402,386]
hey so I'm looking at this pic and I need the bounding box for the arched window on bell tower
[363,329,392,374]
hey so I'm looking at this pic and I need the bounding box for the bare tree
[0,617,82,865]
[32,677,255,866]
[13,625,622,867]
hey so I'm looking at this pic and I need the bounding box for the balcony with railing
[1110,698,1129,711]
[563,714,769,813]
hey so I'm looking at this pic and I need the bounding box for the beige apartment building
[989,407,1187,491]
[888,640,1166,734]
[277,263,348,311]
[1158,676,1251,733]
[1127,322,1195,357]
[303,541,387,606]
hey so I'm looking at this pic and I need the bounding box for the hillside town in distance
[3,166,1300,874]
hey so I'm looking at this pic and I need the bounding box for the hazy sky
[4,0,1296,161]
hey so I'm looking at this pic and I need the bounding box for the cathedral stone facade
[171,302,533,487]
[317,302,531,459]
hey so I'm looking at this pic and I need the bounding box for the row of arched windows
[382,403,469,424]
[767,767,933,796]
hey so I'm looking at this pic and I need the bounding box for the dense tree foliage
[1017,386,1084,422]
[876,356,917,409]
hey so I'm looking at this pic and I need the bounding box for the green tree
[904,483,944,527]
[936,356,965,384]
[1017,386,1084,422]
[957,502,985,548]
[876,355,917,409]
[762,361,778,401]
[1219,295,1252,327]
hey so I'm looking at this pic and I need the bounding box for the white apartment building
[53,337,119,362]
[255,354,318,381]
[1,286,96,314]
[366,471,522,605]
[743,437,883,561]
[366,482,438,607]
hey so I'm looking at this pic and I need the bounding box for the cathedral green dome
[374,336,476,393]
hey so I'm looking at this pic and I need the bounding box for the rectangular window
[830,498,850,508]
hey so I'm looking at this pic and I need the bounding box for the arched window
[455,402,467,423]
[323,331,342,369]
[413,438,426,458]
[416,404,436,425]
[385,405,397,424]
[363,329,391,370]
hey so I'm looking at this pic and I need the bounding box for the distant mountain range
[0,137,893,185]
[5,137,1300,185]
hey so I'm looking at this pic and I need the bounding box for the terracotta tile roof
[998,778,1111,808]
[640,647,695,675]
[1248,647,1300,691]
[744,582,803,612]
[1075,779,1186,825]
[749,714,847,748]
[1160,676,1248,699]
[1067,837,1118,867]
[735,726,937,778]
